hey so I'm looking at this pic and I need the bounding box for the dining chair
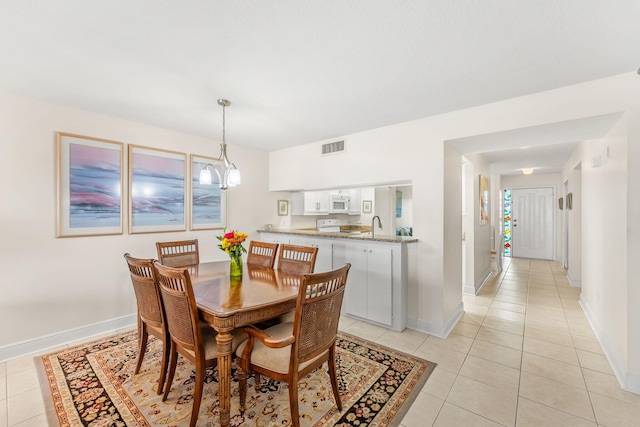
[123,253,169,395]
[155,239,199,267]
[153,261,245,427]
[235,263,351,427]
[246,241,280,268]
[276,244,318,274]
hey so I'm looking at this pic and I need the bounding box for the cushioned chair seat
[235,322,327,374]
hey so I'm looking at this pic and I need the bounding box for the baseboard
[579,298,640,395]
[567,270,582,287]
[464,267,492,296]
[0,314,136,363]
[407,302,464,339]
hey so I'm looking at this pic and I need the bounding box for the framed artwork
[129,145,186,234]
[278,200,289,216]
[479,174,489,225]
[190,154,227,230]
[362,200,372,213]
[56,132,124,237]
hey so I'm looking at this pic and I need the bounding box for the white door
[511,187,554,260]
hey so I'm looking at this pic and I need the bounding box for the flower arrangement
[217,229,248,276]
[217,229,248,258]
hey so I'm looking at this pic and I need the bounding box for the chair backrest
[292,263,351,363]
[156,239,199,267]
[277,244,318,274]
[153,261,201,355]
[246,241,279,268]
[124,253,164,328]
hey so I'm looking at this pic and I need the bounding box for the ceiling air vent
[321,140,345,155]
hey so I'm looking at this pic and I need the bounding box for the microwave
[329,195,350,213]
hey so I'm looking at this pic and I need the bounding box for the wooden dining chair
[276,244,318,274]
[235,263,351,427]
[153,261,245,427]
[246,241,279,268]
[155,239,199,267]
[123,253,169,395]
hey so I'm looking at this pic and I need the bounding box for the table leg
[216,331,234,427]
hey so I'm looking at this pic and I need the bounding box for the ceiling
[1,1,639,174]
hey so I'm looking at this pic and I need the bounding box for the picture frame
[129,145,186,234]
[566,192,573,210]
[278,199,289,216]
[362,200,372,214]
[56,132,124,237]
[558,197,564,210]
[190,154,227,230]
[479,174,490,225]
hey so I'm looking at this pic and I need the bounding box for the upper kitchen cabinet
[347,188,361,214]
[291,191,330,215]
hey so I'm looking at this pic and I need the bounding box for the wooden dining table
[186,261,303,427]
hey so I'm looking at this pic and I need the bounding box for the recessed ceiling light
[522,168,534,174]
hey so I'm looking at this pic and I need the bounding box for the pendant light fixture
[199,99,241,190]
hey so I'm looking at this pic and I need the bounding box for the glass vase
[229,255,243,277]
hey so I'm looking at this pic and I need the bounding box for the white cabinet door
[348,188,361,214]
[366,247,393,325]
[259,233,289,245]
[334,243,366,319]
[290,236,333,273]
[315,191,330,214]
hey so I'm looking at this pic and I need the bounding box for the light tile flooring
[2,258,640,426]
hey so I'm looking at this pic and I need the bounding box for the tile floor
[2,258,640,426]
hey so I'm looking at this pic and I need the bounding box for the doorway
[510,187,555,260]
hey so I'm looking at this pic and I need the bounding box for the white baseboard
[407,302,464,338]
[567,270,582,287]
[463,267,492,296]
[579,298,640,395]
[0,314,136,363]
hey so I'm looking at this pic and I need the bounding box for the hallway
[341,257,640,426]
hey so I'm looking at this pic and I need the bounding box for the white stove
[316,218,341,232]
[316,218,361,235]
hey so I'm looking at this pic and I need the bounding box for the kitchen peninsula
[259,227,417,332]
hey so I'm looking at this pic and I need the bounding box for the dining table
[187,260,303,427]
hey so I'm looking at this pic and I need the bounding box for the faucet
[371,215,382,238]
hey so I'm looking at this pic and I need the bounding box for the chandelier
[199,99,241,190]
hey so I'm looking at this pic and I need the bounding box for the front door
[511,187,554,260]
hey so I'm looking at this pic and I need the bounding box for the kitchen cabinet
[347,188,361,214]
[332,240,407,331]
[291,191,330,215]
[287,235,333,273]
[258,233,290,245]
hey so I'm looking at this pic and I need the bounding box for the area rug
[38,330,436,426]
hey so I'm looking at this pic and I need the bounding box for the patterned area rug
[38,330,435,426]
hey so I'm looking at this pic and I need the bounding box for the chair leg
[328,347,342,410]
[190,364,205,427]
[254,373,261,392]
[163,347,178,402]
[156,337,170,395]
[288,377,300,427]
[238,368,247,412]
[134,325,148,375]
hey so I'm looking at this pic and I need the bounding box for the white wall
[0,92,275,351]
[269,72,640,390]
[462,153,492,292]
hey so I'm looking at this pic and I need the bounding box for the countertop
[258,228,418,244]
